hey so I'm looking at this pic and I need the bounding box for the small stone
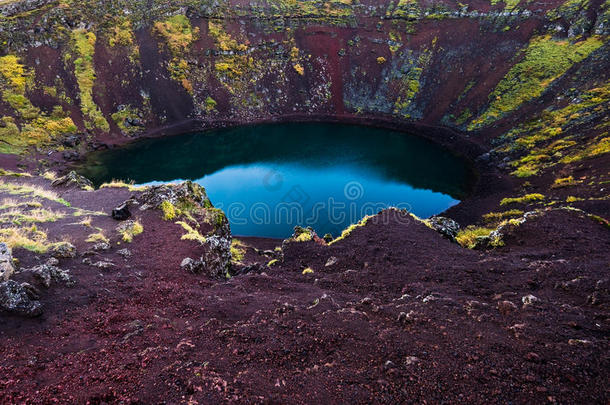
[522,294,539,307]
[92,261,115,269]
[404,356,420,366]
[325,256,338,267]
[112,202,131,221]
[568,339,592,346]
[0,243,15,281]
[117,248,132,258]
[93,242,110,251]
[497,300,517,315]
[181,257,203,274]
[397,310,417,324]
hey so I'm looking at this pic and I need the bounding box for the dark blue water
[79,123,475,237]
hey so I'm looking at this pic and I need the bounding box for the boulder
[0,280,43,317]
[24,259,75,288]
[62,135,81,148]
[0,243,15,281]
[112,202,131,220]
[425,216,460,241]
[51,171,93,190]
[136,181,212,211]
[51,242,76,259]
[180,235,232,278]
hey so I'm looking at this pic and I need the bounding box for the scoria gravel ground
[0,175,608,404]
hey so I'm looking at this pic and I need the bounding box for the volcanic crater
[0,0,608,403]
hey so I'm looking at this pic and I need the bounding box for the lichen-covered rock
[0,280,43,317]
[24,259,75,288]
[51,171,93,190]
[285,226,317,243]
[180,235,232,278]
[136,181,212,211]
[181,257,204,274]
[0,243,15,281]
[51,242,77,259]
[425,216,461,241]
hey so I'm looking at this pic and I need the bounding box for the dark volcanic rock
[51,171,93,190]
[112,202,132,220]
[136,181,212,211]
[0,243,15,282]
[426,216,461,241]
[0,280,43,317]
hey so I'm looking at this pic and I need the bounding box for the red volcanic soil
[0,174,608,403]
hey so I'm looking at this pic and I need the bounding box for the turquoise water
[79,123,475,237]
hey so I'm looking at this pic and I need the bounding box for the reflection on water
[79,123,476,237]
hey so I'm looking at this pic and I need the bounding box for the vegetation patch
[175,220,206,244]
[0,56,77,154]
[231,239,246,263]
[0,180,70,206]
[69,29,110,132]
[482,209,524,224]
[500,193,545,206]
[85,232,109,244]
[329,215,373,245]
[153,15,199,93]
[111,105,144,136]
[470,35,604,128]
[0,224,51,253]
[117,220,143,243]
[0,208,64,225]
[496,84,610,177]
[456,226,494,249]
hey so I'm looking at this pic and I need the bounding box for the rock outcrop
[0,243,15,282]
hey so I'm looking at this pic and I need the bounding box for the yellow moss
[552,176,580,188]
[294,232,313,242]
[86,232,109,244]
[302,267,314,275]
[471,35,604,128]
[153,15,199,55]
[376,56,387,64]
[0,55,27,93]
[456,226,494,249]
[118,220,143,243]
[175,220,206,244]
[500,193,545,206]
[561,137,610,163]
[231,239,246,263]
[293,63,305,75]
[160,200,177,220]
[329,215,373,245]
[482,209,524,223]
[267,259,279,266]
[71,29,110,132]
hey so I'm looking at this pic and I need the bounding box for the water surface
[79,123,475,237]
